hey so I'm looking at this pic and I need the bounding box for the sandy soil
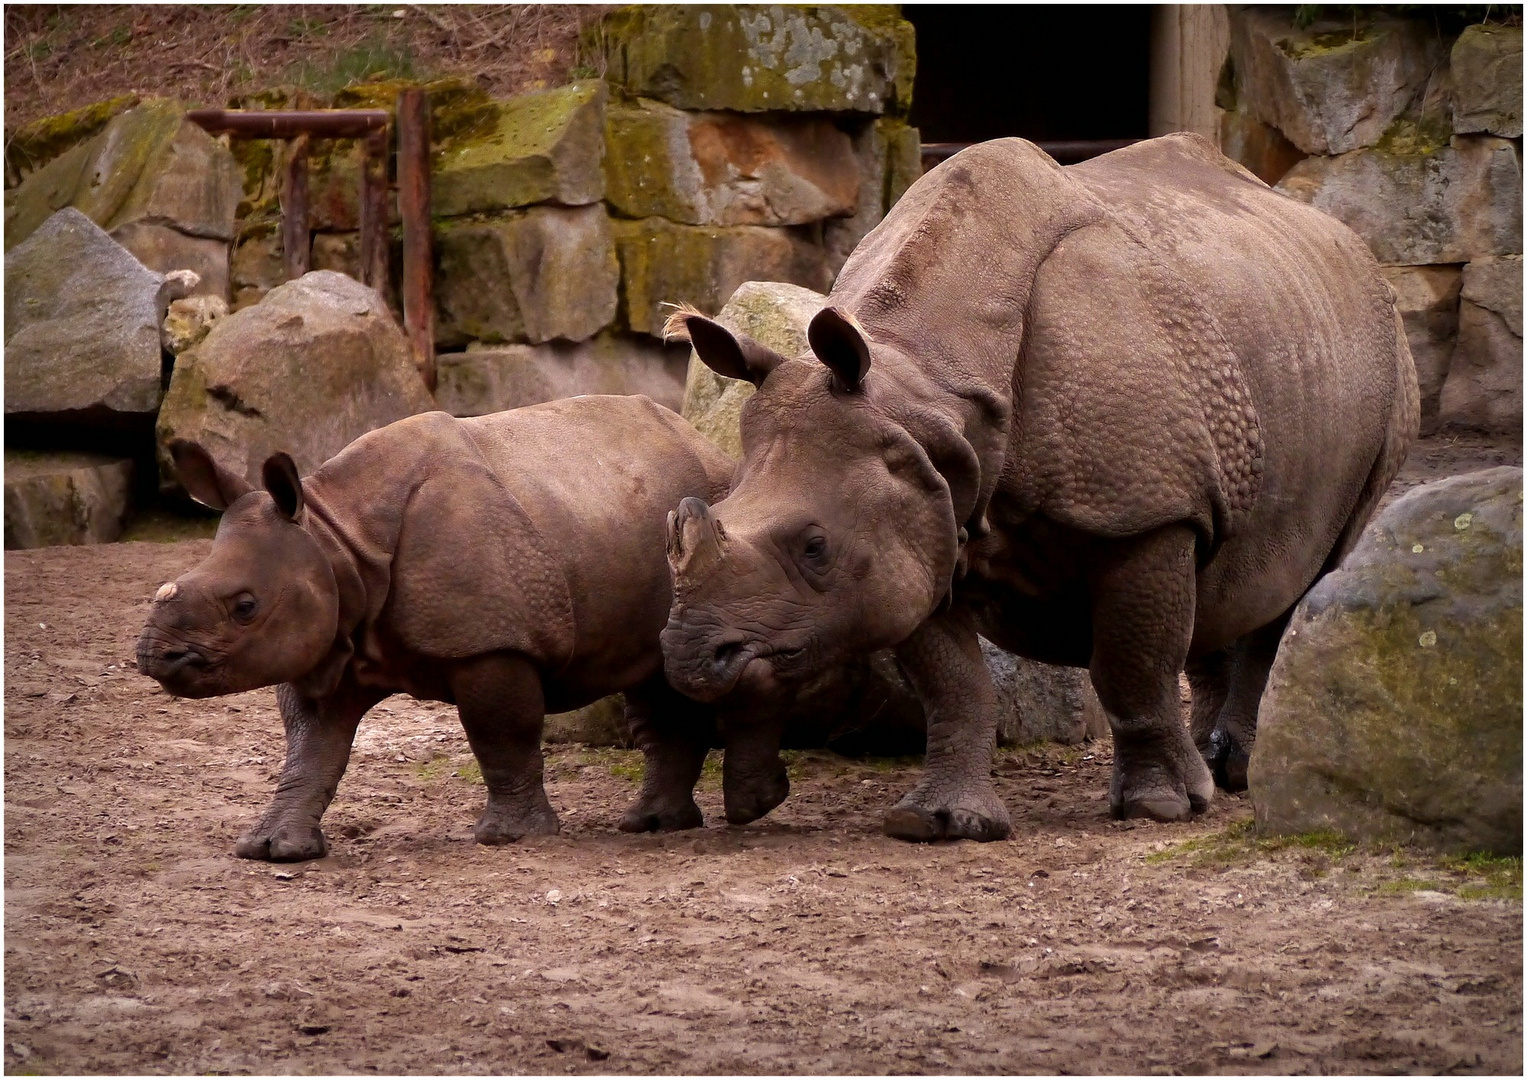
[4,434,1521,1076]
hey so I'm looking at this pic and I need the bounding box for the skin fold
[137,396,735,861]
[661,133,1419,841]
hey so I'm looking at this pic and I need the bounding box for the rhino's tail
[1321,305,1422,575]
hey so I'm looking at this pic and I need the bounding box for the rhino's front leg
[450,651,559,844]
[619,675,712,833]
[883,607,1012,842]
[236,678,383,862]
[1089,525,1214,821]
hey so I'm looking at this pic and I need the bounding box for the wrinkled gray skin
[137,397,734,860]
[661,134,1418,839]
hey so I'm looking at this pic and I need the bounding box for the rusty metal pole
[357,127,390,293]
[281,134,311,281]
[397,89,435,392]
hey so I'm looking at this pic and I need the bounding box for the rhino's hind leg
[619,676,712,833]
[1190,614,1290,792]
[1089,526,1214,822]
[236,679,382,862]
[884,608,1012,843]
[450,652,560,844]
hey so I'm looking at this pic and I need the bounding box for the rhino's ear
[261,452,304,521]
[808,306,872,392]
[664,305,785,387]
[171,439,254,511]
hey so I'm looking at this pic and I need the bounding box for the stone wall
[227,5,920,418]
[1218,7,1522,435]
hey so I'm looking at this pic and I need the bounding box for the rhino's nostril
[713,641,743,668]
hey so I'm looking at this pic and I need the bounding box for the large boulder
[1380,264,1462,435]
[155,270,434,490]
[5,208,170,425]
[3,451,135,550]
[1252,467,1523,855]
[4,99,240,298]
[604,100,860,226]
[983,641,1108,747]
[1226,9,1445,156]
[613,217,831,336]
[593,5,915,116]
[680,280,827,458]
[1277,135,1523,265]
[1451,24,1523,138]
[434,204,618,348]
[431,81,606,218]
[1439,255,1523,434]
[435,333,692,416]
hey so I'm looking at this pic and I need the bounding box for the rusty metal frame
[189,104,436,390]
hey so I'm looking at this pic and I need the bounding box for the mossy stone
[432,81,607,218]
[593,5,914,115]
[612,216,830,336]
[4,93,140,186]
[1452,24,1523,138]
[1251,467,1523,855]
[679,280,827,458]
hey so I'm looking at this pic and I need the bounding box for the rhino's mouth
[136,633,223,697]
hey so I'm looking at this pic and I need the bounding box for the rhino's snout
[136,623,218,696]
[662,619,756,703]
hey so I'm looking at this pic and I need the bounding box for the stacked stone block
[1220,9,1523,435]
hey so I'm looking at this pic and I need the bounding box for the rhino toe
[883,791,1012,843]
[618,799,703,833]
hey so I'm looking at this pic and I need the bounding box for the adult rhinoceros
[660,133,1418,841]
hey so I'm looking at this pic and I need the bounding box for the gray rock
[4,100,240,299]
[679,280,828,458]
[435,333,692,416]
[1227,9,1444,155]
[604,100,860,226]
[613,216,832,336]
[544,696,631,748]
[1381,264,1462,435]
[983,639,1107,746]
[1218,109,1306,186]
[1452,24,1523,138]
[435,204,618,347]
[1277,135,1523,265]
[4,451,134,549]
[1440,255,1523,434]
[156,270,435,491]
[1251,467,1523,855]
[5,208,167,422]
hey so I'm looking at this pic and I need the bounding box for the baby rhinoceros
[137,397,735,861]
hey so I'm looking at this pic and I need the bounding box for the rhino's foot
[723,770,789,827]
[1110,752,1213,822]
[235,822,328,862]
[618,796,704,833]
[473,804,560,846]
[883,784,1012,843]
[1198,726,1251,793]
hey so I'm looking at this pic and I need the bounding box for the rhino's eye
[231,595,259,624]
[802,536,827,562]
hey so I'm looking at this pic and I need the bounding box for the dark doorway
[904,6,1152,146]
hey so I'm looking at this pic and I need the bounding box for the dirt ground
[5,432,1522,1076]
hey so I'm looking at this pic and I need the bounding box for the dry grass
[4,4,608,131]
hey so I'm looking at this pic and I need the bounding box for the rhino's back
[459,396,734,690]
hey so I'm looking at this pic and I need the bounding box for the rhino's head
[136,442,340,699]
[661,306,971,704]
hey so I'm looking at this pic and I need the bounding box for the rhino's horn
[668,497,726,575]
